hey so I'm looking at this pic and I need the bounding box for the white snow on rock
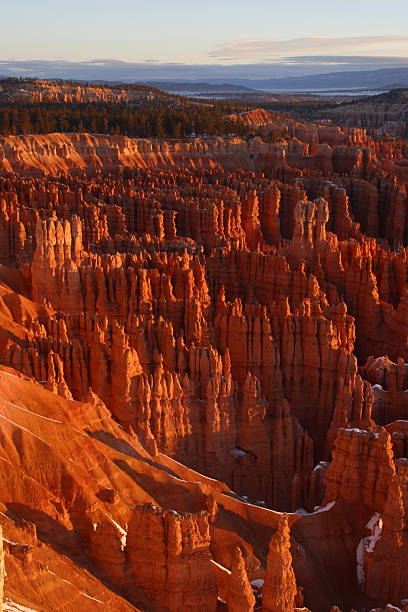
[80,592,104,604]
[313,501,336,514]
[356,512,383,586]
[356,539,365,585]
[0,396,63,424]
[365,513,383,553]
[3,601,38,612]
[344,427,368,434]
[313,461,329,472]
[103,512,127,547]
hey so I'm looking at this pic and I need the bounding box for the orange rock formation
[262,514,297,611]
[0,118,407,611]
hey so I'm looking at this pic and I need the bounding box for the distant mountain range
[3,65,408,93]
[146,67,408,92]
[143,81,257,94]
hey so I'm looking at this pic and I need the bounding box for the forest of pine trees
[0,100,249,138]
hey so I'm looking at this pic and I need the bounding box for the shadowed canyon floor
[0,115,407,611]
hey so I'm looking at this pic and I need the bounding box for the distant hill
[318,87,408,137]
[0,77,251,139]
[3,66,408,93]
[0,77,166,103]
[357,87,408,103]
[203,67,408,91]
[143,81,259,94]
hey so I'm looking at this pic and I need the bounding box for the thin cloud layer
[209,35,408,60]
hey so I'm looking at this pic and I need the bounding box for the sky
[1,0,408,80]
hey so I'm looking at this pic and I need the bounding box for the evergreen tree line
[0,100,249,138]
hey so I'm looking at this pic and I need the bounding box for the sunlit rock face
[0,108,408,612]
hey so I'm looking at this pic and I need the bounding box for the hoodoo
[0,75,407,611]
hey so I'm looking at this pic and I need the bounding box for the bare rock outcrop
[126,503,217,611]
[262,514,297,612]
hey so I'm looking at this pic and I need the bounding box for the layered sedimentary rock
[324,427,395,510]
[363,471,408,607]
[126,503,217,611]
[323,426,408,610]
[262,514,297,612]
[322,89,408,138]
[362,356,408,430]
[0,527,3,612]
[225,547,256,612]
[0,107,407,611]
[227,108,277,131]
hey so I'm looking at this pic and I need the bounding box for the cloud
[209,36,408,60]
[274,55,408,66]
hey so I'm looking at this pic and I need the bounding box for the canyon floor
[0,82,407,611]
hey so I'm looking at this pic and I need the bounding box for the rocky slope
[227,109,276,130]
[0,119,407,610]
[320,88,408,138]
[0,79,160,104]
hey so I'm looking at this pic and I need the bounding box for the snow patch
[0,412,51,446]
[211,559,231,574]
[3,600,38,612]
[47,570,73,585]
[356,512,383,586]
[103,512,127,547]
[313,501,336,514]
[313,461,329,472]
[0,397,63,423]
[80,593,104,604]
[0,371,24,381]
[365,513,383,553]
[250,578,264,589]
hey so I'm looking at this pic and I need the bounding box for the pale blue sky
[2,0,408,63]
